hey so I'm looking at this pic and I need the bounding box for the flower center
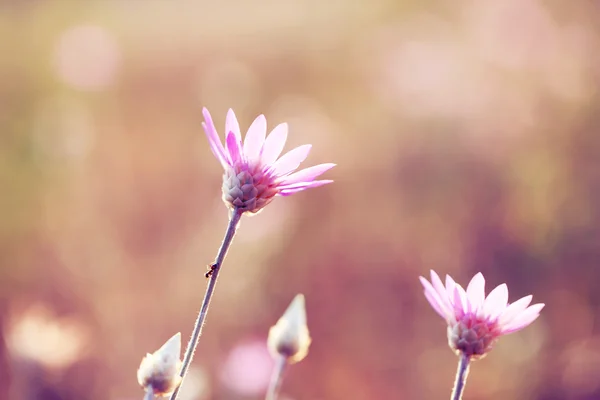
[447,314,502,359]
[221,164,279,214]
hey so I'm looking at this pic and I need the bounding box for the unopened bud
[267,294,311,363]
[137,332,182,396]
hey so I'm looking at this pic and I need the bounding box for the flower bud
[137,332,182,396]
[267,294,311,363]
[447,318,500,359]
[222,167,279,215]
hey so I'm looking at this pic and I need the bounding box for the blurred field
[1,0,600,399]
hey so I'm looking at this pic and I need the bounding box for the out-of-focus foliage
[1,0,600,399]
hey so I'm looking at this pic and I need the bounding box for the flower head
[137,332,182,396]
[267,294,311,363]
[419,271,544,359]
[202,108,335,214]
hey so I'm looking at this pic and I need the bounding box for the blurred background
[1,0,600,399]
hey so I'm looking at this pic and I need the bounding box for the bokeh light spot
[220,340,274,396]
[54,24,121,90]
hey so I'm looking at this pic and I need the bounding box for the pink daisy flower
[419,270,544,359]
[202,108,335,215]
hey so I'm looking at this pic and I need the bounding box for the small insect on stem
[205,263,218,278]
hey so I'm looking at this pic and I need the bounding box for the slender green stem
[170,208,243,400]
[265,355,287,400]
[450,354,471,400]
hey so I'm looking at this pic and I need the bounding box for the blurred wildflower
[267,294,311,364]
[420,270,544,359]
[138,333,182,397]
[202,108,335,214]
[6,304,89,370]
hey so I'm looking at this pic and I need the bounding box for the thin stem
[265,355,287,400]
[450,354,471,400]
[143,388,154,400]
[170,208,244,400]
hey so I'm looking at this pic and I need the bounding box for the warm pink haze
[3,0,599,398]
[420,271,544,358]
[202,108,335,214]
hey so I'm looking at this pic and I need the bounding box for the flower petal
[226,109,242,142]
[243,114,267,162]
[445,275,457,305]
[202,108,230,167]
[277,163,336,186]
[453,286,468,319]
[458,283,472,314]
[430,271,447,298]
[483,283,509,320]
[423,272,454,319]
[498,295,532,327]
[500,303,544,334]
[226,131,243,166]
[278,180,333,196]
[261,123,288,166]
[270,144,312,176]
[420,277,451,320]
[430,271,454,313]
[466,273,486,314]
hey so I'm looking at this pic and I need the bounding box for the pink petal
[466,273,486,314]
[500,303,544,334]
[419,276,438,303]
[243,114,267,163]
[278,188,306,196]
[453,285,469,318]
[277,163,336,186]
[278,180,333,196]
[420,277,450,320]
[226,109,241,142]
[226,131,243,166]
[261,123,288,166]
[498,295,532,327]
[429,270,454,319]
[202,108,230,167]
[483,284,509,320]
[458,283,472,314]
[430,271,447,298]
[278,188,303,196]
[430,271,454,313]
[445,275,457,305]
[270,144,312,176]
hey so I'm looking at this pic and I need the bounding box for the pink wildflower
[419,270,544,359]
[202,108,335,214]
